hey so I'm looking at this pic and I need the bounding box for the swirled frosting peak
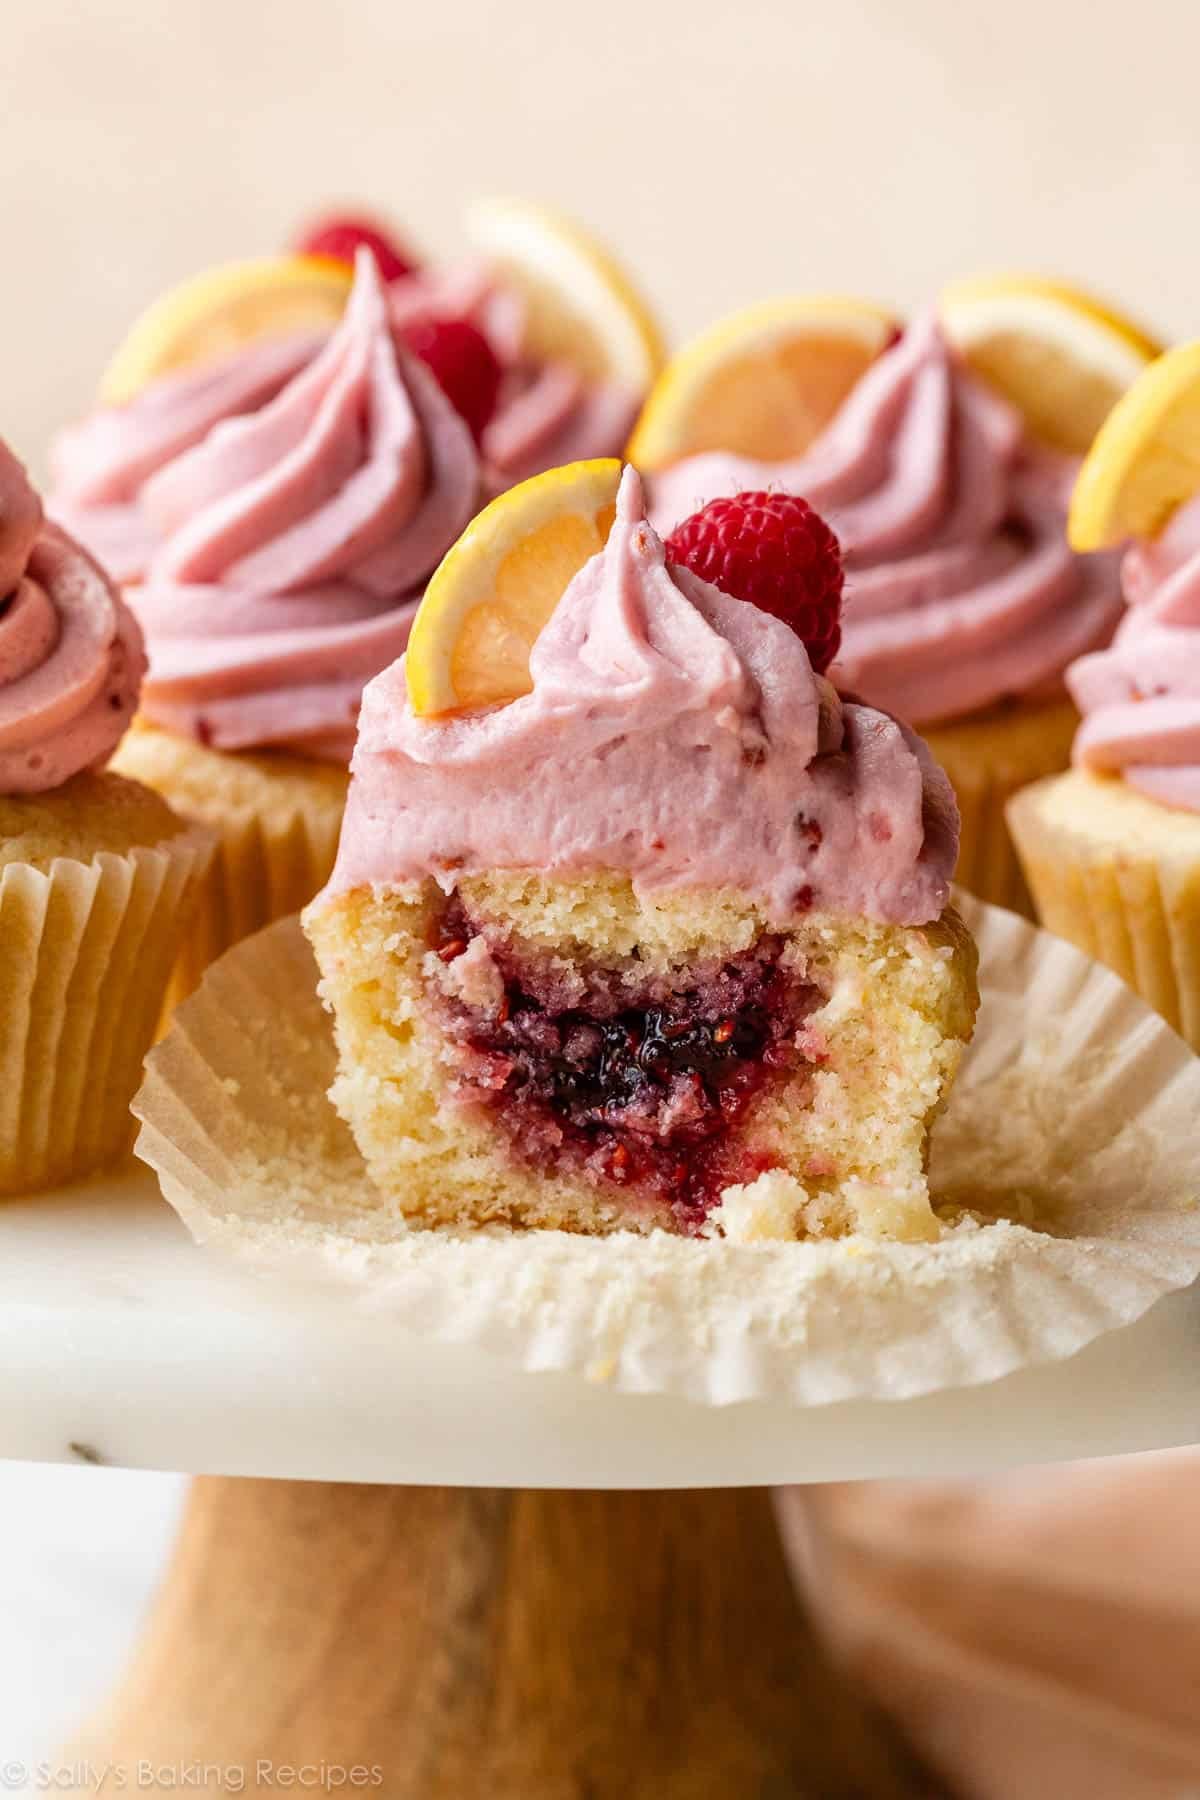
[0,438,145,794]
[1069,496,1200,811]
[650,311,1122,727]
[328,467,958,926]
[130,250,481,761]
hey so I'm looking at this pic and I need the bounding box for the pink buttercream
[128,252,480,761]
[50,333,324,582]
[1069,495,1200,811]
[0,439,145,795]
[387,258,639,487]
[327,467,958,927]
[649,312,1122,727]
[52,258,638,585]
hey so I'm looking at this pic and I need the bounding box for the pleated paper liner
[111,722,348,1005]
[1010,770,1200,1053]
[0,827,214,1195]
[132,892,1200,1407]
[169,794,346,1004]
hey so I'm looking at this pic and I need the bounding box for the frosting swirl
[50,333,322,583]
[129,252,480,762]
[650,311,1122,727]
[0,439,145,794]
[387,258,640,486]
[329,467,958,926]
[1069,496,1200,811]
[53,259,639,582]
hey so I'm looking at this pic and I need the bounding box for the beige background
[7,0,1199,471]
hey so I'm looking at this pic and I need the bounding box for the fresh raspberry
[293,213,418,284]
[665,491,844,674]
[399,316,502,443]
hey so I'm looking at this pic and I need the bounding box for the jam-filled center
[431,900,825,1228]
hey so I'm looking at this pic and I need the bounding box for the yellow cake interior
[305,870,978,1242]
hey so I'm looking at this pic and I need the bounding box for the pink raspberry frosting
[327,467,958,927]
[1069,496,1200,811]
[650,311,1122,727]
[51,262,638,583]
[0,439,144,795]
[125,253,480,762]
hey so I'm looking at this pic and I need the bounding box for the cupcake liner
[1011,784,1200,1053]
[0,827,213,1194]
[131,892,1200,1407]
[925,700,1079,917]
[171,794,345,1005]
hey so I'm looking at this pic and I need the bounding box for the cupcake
[96,251,482,997]
[0,437,211,1193]
[1009,495,1200,1049]
[645,310,1125,915]
[304,465,978,1242]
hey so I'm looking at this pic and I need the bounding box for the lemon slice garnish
[939,273,1161,455]
[1067,339,1200,551]
[405,458,623,717]
[625,295,898,471]
[99,255,354,406]
[465,198,664,393]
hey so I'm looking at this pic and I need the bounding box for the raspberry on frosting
[665,491,844,675]
[398,315,503,444]
[293,212,418,284]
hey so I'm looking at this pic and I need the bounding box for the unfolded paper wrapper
[132,892,1200,1406]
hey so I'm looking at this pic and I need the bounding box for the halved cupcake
[304,462,978,1241]
[635,285,1155,914]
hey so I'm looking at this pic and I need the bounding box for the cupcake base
[111,721,349,1002]
[0,771,212,1194]
[1009,768,1200,1050]
[304,870,979,1242]
[924,696,1079,917]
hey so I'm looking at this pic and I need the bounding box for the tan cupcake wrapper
[924,699,1079,918]
[133,892,1200,1407]
[170,795,345,1006]
[1010,783,1200,1053]
[0,827,214,1195]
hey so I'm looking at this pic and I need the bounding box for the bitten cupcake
[645,311,1124,915]
[0,437,212,1193]
[304,463,978,1242]
[103,251,481,997]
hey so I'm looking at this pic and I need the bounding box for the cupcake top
[329,467,958,925]
[0,437,145,795]
[1069,496,1200,811]
[51,253,641,586]
[121,253,481,762]
[650,311,1122,728]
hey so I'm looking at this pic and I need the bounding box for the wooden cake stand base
[72,1479,943,1798]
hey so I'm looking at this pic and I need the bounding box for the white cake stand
[4,1164,1199,1796]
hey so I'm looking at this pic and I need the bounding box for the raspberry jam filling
[430,901,826,1228]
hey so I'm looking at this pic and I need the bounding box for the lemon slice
[99,256,354,406]
[464,198,664,393]
[625,296,898,472]
[406,458,622,716]
[1067,340,1200,551]
[939,274,1161,455]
